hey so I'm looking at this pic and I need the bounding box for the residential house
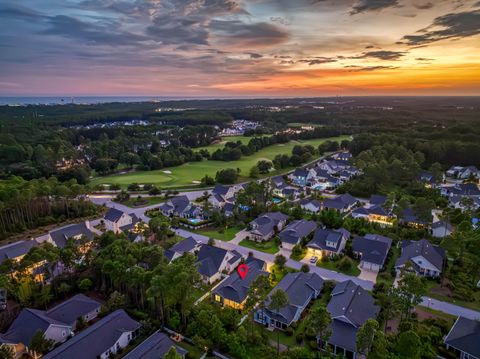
[306,228,350,258]
[289,168,317,187]
[457,166,479,180]
[333,152,353,162]
[351,205,395,226]
[47,222,94,249]
[444,316,480,359]
[321,280,379,359]
[442,183,480,199]
[0,294,101,356]
[208,184,240,209]
[104,208,140,234]
[270,176,288,197]
[43,310,140,359]
[369,195,387,207]
[323,194,358,213]
[124,331,187,359]
[249,212,289,241]
[352,234,392,272]
[164,236,201,262]
[158,196,201,218]
[300,198,322,213]
[0,239,45,282]
[45,294,102,330]
[446,166,464,178]
[254,272,323,329]
[418,171,443,188]
[311,168,340,190]
[432,220,453,238]
[400,207,429,228]
[212,257,269,309]
[279,220,317,250]
[196,245,242,284]
[395,239,445,278]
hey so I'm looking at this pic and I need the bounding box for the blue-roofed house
[279,220,317,250]
[289,168,317,187]
[395,239,445,278]
[323,194,358,213]
[47,222,94,249]
[249,212,289,241]
[306,228,350,258]
[352,234,392,272]
[300,198,322,213]
[124,331,187,359]
[158,196,202,218]
[164,237,201,263]
[196,245,242,284]
[321,280,379,359]
[43,309,140,359]
[212,257,269,309]
[400,207,429,228]
[254,272,323,329]
[46,294,102,329]
[104,208,141,234]
[444,316,480,359]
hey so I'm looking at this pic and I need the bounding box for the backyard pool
[188,218,203,224]
[272,197,283,204]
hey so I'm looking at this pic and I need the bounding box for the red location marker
[237,264,249,280]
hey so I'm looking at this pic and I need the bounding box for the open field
[91,136,349,189]
[193,226,243,241]
[195,135,261,153]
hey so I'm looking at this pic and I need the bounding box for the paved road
[421,297,480,320]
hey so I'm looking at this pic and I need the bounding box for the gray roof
[170,237,199,254]
[352,234,392,266]
[104,208,124,222]
[212,185,230,196]
[450,183,480,197]
[1,308,69,346]
[327,281,379,352]
[279,220,317,245]
[120,213,141,232]
[123,331,187,359]
[293,168,309,178]
[323,194,357,211]
[165,195,191,214]
[46,294,101,326]
[213,260,269,304]
[49,222,94,248]
[196,245,228,277]
[307,228,350,252]
[444,316,480,358]
[300,199,322,209]
[250,212,288,237]
[432,220,453,231]
[369,195,387,206]
[395,239,445,272]
[264,272,323,325]
[43,310,140,359]
[0,240,38,264]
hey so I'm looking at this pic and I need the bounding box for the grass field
[195,135,261,153]
[316,257,361,276]
[91,136,349,189]
[114,196,165,208]
[239,238,280,254]
[193,226,243,241]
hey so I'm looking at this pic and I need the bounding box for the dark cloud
[298,57,337,65]
[365,45,376,49]
[42,15,148,46]
[210,20,289,47]
[415,57,434,61]
[345,65,399,71]
[249,53,263,59]
[414,2,434,10]
[339,50,406,61]
[350,0,399,15]
[401,10,480,46]
[146,14,209,45]
[0,3,45,20]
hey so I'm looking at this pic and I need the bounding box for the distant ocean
[0,96,215,106]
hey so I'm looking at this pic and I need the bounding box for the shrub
[285,327,294,336]
[296,332,304,344]
[301,264,310,273]
[308,340,318,349]
[338,256,354,272]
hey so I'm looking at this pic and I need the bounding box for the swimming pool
[272,197,282,204]
[188,218,203,224]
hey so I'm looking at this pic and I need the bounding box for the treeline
[0,177,99,239]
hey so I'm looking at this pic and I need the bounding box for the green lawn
[193,226,243,241]
[239,238,280,254]
[91,136,349,189]
[316,257,361,276]
[426,280,480,311]
[290,247,307,261]
[270,264,297,285]
[114,196,165,208]
[176,341,205,359]
[195,135,263,153]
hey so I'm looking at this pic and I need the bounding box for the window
[214,294,221,303]
[62,331,66,337]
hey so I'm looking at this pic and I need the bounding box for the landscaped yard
[376,245,400,287]
[239,238,279,254]
[269,264,297,285]
[90,136,349,189]
[193,226,243,241]
[114,196,165,208]
[290,247,307,261]
[316,256,361,276]
[426,280,480,311]
[176,341,206,359]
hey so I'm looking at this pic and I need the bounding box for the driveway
[230,229,250,245]
[358,267,378,282]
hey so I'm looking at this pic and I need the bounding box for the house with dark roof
[0,239,46,282]
[321,280,379,359]
[254,272,323,329]
[46,294,101,329]
[212,257,269,309]
[289,168,317,187]
[444,316,480,359]
[124,331,187,359]
[104,208,141,234]
[323,194,358,213]
[350,205,395,226]
[196,245,242,284]
[311,168,341,190]
[369,195,387,207]
[249,212,289,241]
[432,220,453,238]
[352,234,392,272]
[442,183,480,211]
[333,152,353,162]
[400,207,429,228]
[300,198,322,213]
[164,236,201,263]
[395,239,445,278]
[208,184,241,209]
[306,228,350,258]
[158,196,202,218]
[48,222,94,249]
[279,220,317,250]
[43,309,140,359]
[0,294,102,355]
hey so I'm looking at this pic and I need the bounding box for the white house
[104,208,140,234]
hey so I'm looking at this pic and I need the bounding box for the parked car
[310,256,318,264]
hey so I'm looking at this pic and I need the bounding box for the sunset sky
[1,0,479,96]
